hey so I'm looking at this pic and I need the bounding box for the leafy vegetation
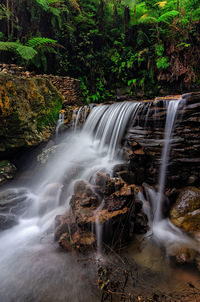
[0,0,200,102]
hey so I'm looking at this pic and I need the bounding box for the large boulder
[170,186,200,234]
[55,173,148,252]
[0,73,63,157]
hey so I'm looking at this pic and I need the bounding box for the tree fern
[0,41,37,60]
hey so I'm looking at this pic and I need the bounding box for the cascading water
[0,101,144,302]
[155,99,181,222]
[0,99,199,301]
[55,112,65,140]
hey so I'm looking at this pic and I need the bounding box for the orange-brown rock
[170,187,200,234]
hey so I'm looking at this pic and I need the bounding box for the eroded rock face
[170,186,200,234]
[55,173,148,252]
[0,73,63,158]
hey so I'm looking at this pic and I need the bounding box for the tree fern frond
[26,37,58,48]
[0,42,37,61]
[16,45,37,60]
[158,10,179,23]
[0,41,20,51]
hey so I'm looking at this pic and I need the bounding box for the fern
[26,37,57,49]
[0,41,20,51]
[35,0,49,11]
[158,10,179,23]
[0,41,37,60]
[16,45,37,60]
[138,15,157,24]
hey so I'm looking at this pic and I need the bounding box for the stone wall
[0,64,84,106]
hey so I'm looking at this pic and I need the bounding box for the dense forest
[0,0,200,102]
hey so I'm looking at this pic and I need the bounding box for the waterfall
[154,99,181,222]
[0,99,198,301]
[55,112,65,140]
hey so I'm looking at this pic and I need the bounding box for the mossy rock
[0,160,16,185]
[0,73,63,157]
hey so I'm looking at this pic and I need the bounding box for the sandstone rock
[59,230,96,252]
[170,187,200,234]
[0,73,63,158]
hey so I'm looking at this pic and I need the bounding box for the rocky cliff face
[123,92,200,188]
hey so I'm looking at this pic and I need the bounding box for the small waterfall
[84,102,143,159]
[95,200,104,258]
[72,105,91,131]
[55,112,65,139]
[154,99,181,222]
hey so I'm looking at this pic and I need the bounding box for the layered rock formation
[55,173,148,252]
[124,92,200,188]
[0,64,84,106]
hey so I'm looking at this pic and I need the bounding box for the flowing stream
[0,100,199,301]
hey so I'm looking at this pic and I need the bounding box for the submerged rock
[0,73,63,158]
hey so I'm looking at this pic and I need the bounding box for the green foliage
[0,0,200,101]
[156,57,169,69]
[26,37,58,48]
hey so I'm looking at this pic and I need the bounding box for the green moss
[37,98,62,131]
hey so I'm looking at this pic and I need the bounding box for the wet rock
[0,214,18,231]
[0,188,29,215]
[56,174,148,252]
[55,212,77,241]
[0,160,16,185]
[59,230,96,252]
[170,187,200,234]
[167,246,197,264]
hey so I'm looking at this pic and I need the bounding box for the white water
[0,100,199,301]
[0,102,143,301]
[55,112,65,140]
[139,98,199,253]
[155,99,181,222]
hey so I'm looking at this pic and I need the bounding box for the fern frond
[138,15,157,24]
[158,10,179,23]
[0,41,20,51]
[35,0,49,10]
[26,37,58,49]
[0,41,37,60]
[16,45,37,60]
